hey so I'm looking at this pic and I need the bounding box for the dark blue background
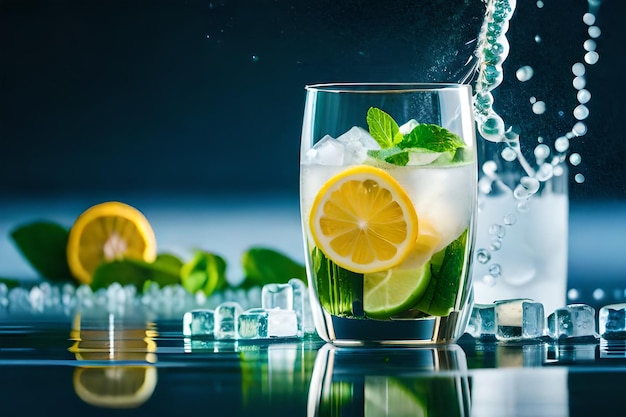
[1,0,624,200]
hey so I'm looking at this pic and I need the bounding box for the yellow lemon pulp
[309,165,419,274]
[66,201,157,284]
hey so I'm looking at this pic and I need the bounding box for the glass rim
[304,82,471,94]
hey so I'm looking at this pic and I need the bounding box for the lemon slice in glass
[66,201,157,284]
[309,165,418,274]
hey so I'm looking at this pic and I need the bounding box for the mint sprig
[365,107,465,166]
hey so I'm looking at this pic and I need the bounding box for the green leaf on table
[180,250,228,296]
[240,247,306,288]
[91,253,182,291]
[10,221,73,282]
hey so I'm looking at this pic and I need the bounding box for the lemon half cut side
[66,201,157,284]
[309,165,419,274]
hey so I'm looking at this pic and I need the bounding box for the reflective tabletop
[0,316,623,417]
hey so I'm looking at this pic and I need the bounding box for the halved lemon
[309,165,418,274]
[66,201,157,284]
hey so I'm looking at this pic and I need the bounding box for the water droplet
[531,101,546,114]
[252,55,260,62]
[573,122,588,136]
[501,147,517,161]
[534,144,551,161]
[482,160,498,177]
[536,1,544,8]
[577,89,591,104]
[489,238,502,251]
[503,214,517,225]
[573,104,590,120]
[583,12,595,26]
[529,96,537,104]
[535,163,554,182]
[592,288,605,300]
[573,76,586,90]
[534,34,542,43]
[584,39,597,52]
[567,288,580,301]
[488,224,506,238]
[555,137,570,153]
[489,264,502,277]
[575,173,585,183]
[570,153,582,166]
[513,184,529,200]
[588,26,601,38]
[483,275,497,287]
[517,201,529,212]
[584,51,599,65]
[520,176,540,194]
[477,249,491,264]
[516,65,534,82]
[572,62,586,76]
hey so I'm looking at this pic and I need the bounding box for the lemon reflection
[308,343,471,417]
[69,311,158,409]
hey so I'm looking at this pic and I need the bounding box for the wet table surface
[0,316,623,417]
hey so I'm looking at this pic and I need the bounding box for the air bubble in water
[575,173,586,183]
[573,104,590,120]
[516,65,534,82]
[534,144,550,161]
[555,137,570,153]
[482,160,498,177]
[489,264,502,277]
[583,12,595,25]
[489,238,502,251]
[503,213,517,225]
[252,55,260,62]
[534,35,541,43]
[477,249,491,264]
[488,224,506,238]
[517,201,529,212]
[483,275,497,287]
[583,39,596,52]
[536,1,544,8]
[532,101,546,114]
[577,89,591,104]
[569,153,582,166]
[501,147,517,161]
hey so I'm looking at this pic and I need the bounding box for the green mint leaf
[401,123,465,153]
[10,221,73,282]
[0,277,20,289]
[367,147,410,166]
[366,107,403,148]
[180,250,228,296]
[91,254,182,292]
[241,247,306,288]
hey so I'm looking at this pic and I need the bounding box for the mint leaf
[10,221,73,282]
[0,277,20,289]
[366,107,403,148]
[180,250,228,296]
[367,147,410,166]
[241,247,306,288]
[401,123,465,153]
[91,254,182,291]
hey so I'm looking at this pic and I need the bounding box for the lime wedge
[363,263,431,319]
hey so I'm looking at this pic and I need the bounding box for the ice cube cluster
[303,126,380,165]
[182,278,316,341]
[464,298,626,343]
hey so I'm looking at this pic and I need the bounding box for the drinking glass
[299,83,477,344]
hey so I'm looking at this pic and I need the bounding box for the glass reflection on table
[308,343,471,417]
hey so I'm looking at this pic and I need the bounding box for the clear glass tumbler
[299,83,478,344]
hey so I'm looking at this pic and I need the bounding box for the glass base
[318,311,466,346]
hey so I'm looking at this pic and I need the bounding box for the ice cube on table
[182,308,215,337]
[598,303,626,340]
[214,301,243,340]
[547,304,599,342]
[262,283,293,311]
[238,308,269,339]
[267,308,298,338]
[465,303,496,341]
[495,298,545,341]
[305,135,345,165]
[288,278,308,337]
[336,126,380,164]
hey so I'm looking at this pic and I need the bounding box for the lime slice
[363,262,431,319]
